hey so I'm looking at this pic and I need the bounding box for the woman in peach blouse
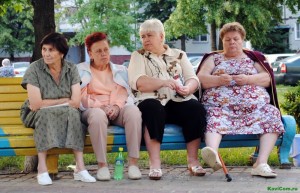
[77,32,142,181]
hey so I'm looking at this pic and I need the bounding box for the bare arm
[27,84,69,111]
[197,55,233,89]
[68,83,81,108]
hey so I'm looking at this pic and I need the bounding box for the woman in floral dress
[197,22,285,178]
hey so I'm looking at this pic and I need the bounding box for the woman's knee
[86,108,108,124]
[138,99,163,113]
[123,105,142,122]
[138,99,165,121]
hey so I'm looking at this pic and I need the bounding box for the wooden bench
[0,77,297,174]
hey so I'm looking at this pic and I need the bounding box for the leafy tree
[68,0,136,51]
[164,0,206,51]
[0,0,24,15]
[281,84,300,132]
[253,27,291,54]
[0,0,34,61]
[136,0,176,23]
[166,0,299,51]
[0,0,56,62]
[135,0,186,49]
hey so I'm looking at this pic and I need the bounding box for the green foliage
[0,0,27,16]
[165,0,294,49]
[0,0,34,59]
[284,0,300,13]
[253,27,292,54]
[67,0,136,51]
[136,0,176,23]
[164,0,207,40]
[281,83,300,131]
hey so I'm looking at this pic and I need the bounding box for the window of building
[193,34,208,43]
[296,23,300,40]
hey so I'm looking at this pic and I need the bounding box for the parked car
[273,54,300,85]
[265,53,296,71]
[190,56,203,72]
[13,62,30,77]
[188,56,201,63]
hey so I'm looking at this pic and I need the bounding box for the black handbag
[20,99,36,128]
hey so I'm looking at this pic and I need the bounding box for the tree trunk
[210,21,217,51]
[24,0,55,173]
[218,36,223,50]
[24,156,38,173]
[31,0,55,62]
[80,44,86,62]
[180,35,186,52]
[218,23,224,50]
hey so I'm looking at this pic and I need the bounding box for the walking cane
[218,152,232,182]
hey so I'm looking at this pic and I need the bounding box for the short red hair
[85,32,108,51]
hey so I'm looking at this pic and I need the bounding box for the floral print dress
[201,53,285,135]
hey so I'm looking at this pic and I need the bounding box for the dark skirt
[138,99,206,144]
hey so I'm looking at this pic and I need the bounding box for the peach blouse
[81,66,128,109]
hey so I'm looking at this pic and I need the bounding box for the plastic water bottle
[113,147,124,180]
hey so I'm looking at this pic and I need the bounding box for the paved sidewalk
[0,166,299,193]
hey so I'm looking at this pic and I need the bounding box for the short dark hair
[40,32,69,58]
[85,32,109,51]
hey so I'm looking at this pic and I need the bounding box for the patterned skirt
[33,106,84,152]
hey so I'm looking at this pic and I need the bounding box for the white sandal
[188,165,206,176]
[149,168,162,180]
[201,147,222,171]
[251,163,277,178]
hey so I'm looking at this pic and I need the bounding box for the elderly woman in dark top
[21,32,95,185]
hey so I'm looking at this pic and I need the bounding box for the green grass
[0,147,283,172]
[0,156,25,173]
[276,84,297,114]
[0,85,296,172]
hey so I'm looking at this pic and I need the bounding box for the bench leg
[46,154,59,174]
[249,147,259,165]
[278,115,296,169]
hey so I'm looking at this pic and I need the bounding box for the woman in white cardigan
[77,32,142,181]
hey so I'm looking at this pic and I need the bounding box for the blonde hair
[219,22,246,40]
[139,18,165,43]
